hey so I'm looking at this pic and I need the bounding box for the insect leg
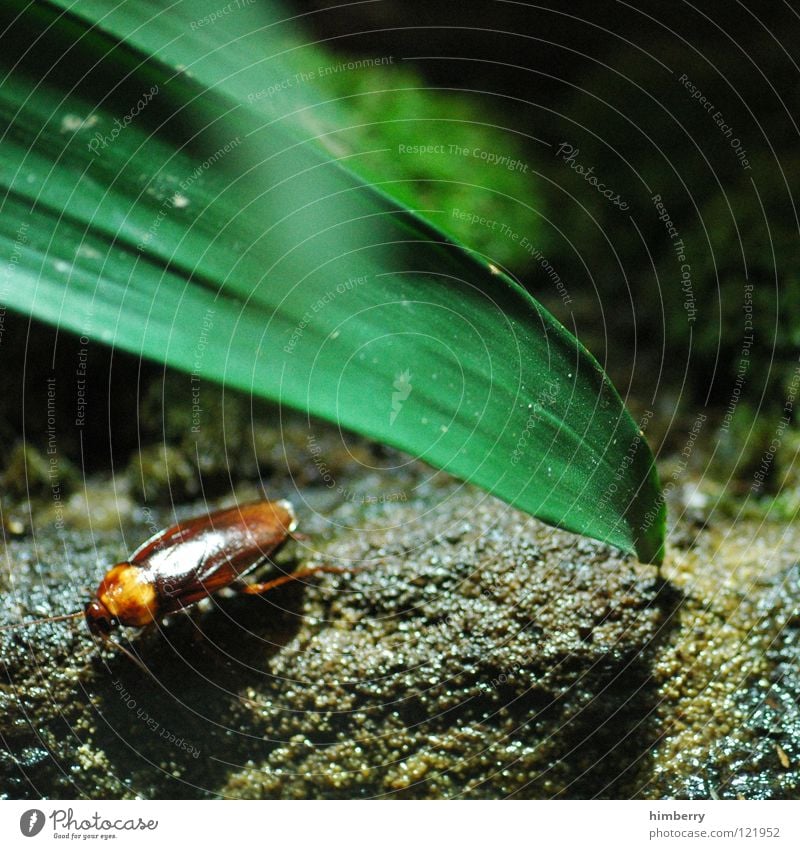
[239,564,361,596]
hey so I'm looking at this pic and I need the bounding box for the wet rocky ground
[0,410,798,799]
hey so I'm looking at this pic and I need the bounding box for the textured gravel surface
[1,462,797,798]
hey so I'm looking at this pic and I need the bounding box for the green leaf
[0,1,665,562]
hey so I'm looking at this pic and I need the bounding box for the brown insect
[1,499,344,663]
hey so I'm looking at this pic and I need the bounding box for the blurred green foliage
[293,11,798,418]
[524,46,798,413]
[304,56,546,271]
[289,16,799,501]
[0,1,665,560]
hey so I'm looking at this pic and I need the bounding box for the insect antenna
[1,612,159,685]
[101,635,160,682]
[0,610,84,633]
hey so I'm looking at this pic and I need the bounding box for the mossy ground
[1,420,797,799]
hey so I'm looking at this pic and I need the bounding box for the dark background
[3,0,797,479]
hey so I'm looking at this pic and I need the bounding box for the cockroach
[0,499,346,666]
